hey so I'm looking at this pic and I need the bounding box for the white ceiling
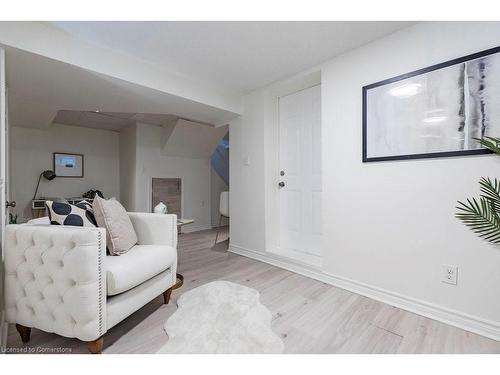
[5,22,416,132]
[52,21,415,95]
[53,111,180,132]
[5,46,238,129]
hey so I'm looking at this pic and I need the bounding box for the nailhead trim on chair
[97,230,104,337]
[5,226,106,341]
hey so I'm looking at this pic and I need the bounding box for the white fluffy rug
[158,281,284,354]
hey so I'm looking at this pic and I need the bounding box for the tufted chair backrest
[4,224,107,342]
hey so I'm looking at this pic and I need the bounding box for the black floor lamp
[33,170,56,200]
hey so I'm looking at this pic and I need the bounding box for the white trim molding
[229,244,500,342]
[182,224,213,234]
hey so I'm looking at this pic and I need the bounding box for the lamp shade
[42,170,56,180]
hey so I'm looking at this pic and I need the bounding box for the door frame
[264,71,322,256]
[275,83,322,266]
[0,46,8,351]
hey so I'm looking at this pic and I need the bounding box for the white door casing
[0,48,10,253]
[0,47,7,349]
[1,47,6,248]
[278,85,322,263]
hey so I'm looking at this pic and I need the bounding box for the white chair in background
[215,191,229,244]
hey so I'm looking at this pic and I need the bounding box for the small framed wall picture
[53,152,84,177]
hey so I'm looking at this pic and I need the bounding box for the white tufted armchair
[4,212,178,353]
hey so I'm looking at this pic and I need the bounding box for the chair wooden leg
[214,214,223,244]
[87,336,104,354]
[16,324,31,343]
[163,287,173,304]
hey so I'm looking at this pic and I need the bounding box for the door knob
[6,200,16,208]
[278,181,285,188]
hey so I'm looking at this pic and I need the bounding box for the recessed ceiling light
[388,83,421,98]
[423,116,447,123]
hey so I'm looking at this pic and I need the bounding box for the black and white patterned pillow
[46,200,97,227]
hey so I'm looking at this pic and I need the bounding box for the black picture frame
[362,45,500,163]
[53,152,84,178]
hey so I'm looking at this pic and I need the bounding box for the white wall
[323,21,500,323]
[0,22,242,116]
[11,119,218,233]
[229,99,267,252]
[133,123,213,232]
[229,22,500,338]
[119,123,137,211]
[10,123,120,222]
[211,166,229,227]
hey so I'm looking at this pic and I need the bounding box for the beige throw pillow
[93,196,138,255]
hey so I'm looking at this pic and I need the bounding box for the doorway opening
[211,131,229,248]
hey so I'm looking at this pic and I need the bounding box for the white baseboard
[211,224,229,229]
[0,311,8,353]
[229,244,500,342]
[181,224,213,234]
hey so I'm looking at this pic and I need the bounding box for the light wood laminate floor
[6,227,500,354]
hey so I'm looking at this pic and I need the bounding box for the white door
[278,85,322,265]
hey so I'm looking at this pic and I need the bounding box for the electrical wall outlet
[442,264,458,285]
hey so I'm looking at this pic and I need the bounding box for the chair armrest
[127,212,178,248]
[4,224,107,341]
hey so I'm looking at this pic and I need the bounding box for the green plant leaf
[456,197,500,243]
[479,177,500,213]
[474,136,500,155]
